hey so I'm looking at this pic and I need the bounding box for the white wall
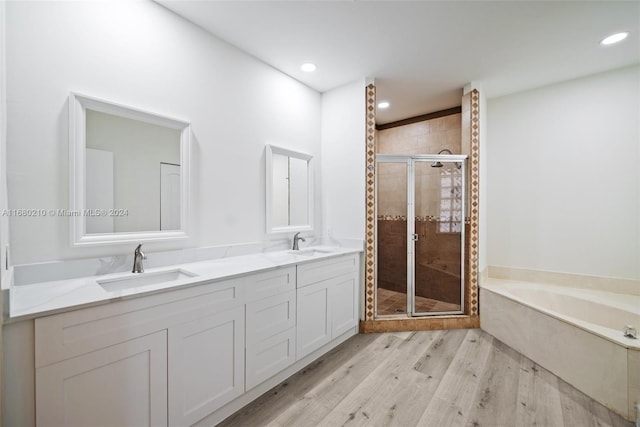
[0,0,9,288]
[5,0,321,265]
[320,79,367,242]
[487,65,640,280]
[0,1,7,422]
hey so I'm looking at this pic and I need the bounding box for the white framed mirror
[265,144,313,234]
[69,93,190,246]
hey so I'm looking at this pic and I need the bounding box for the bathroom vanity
[9,249,360,427]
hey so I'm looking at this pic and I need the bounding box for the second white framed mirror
[265,144,313,234]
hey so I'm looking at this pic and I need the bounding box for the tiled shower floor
[376,288,460,315]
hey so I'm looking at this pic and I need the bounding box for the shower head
[431,148,461,169]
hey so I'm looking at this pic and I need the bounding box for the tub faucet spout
[132,244,146,273]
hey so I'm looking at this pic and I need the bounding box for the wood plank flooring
[219,329,633,427]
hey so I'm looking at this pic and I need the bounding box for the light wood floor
[377,288,461,315]
[219,329,633,427]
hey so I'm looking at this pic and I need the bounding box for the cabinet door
[331,274,358,337]
[168,306,244,427]
[36,331,168,427]
[296,281,331,360]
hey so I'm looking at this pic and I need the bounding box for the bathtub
[481,278,639,422]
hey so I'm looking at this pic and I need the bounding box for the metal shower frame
[375,153,468,317]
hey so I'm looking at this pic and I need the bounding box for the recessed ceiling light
[378,101,390,109]
[600,32,629,46]
[301,63,316,72]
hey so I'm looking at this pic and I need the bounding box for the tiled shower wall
[377,113,462,155]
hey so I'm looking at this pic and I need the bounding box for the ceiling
[157,1,640,124]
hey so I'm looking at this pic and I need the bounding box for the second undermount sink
[288,247,337,257]
[98,269,198,292]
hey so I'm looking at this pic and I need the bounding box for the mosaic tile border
[362,85,480,322]
[377,215,471,224]
[365,83,377,321]
[468,89,480,317]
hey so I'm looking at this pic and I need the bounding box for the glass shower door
[411,159,465,315]
[375,161,408,316]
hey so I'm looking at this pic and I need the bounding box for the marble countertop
[8,247,361,322]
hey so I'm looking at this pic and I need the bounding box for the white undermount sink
[288,247,337,257]
[98,269,198,292]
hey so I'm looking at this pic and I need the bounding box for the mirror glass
[266,145,313,233]
[70,93,190,246]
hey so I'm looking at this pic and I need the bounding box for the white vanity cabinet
[34,277,244,427]
[32,252,360,427]
[296,254,359,360]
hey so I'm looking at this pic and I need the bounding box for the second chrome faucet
[292,232,306,251]
[132,244,146,273]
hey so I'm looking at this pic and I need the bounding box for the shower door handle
[411,234,419,241]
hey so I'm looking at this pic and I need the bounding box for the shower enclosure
[376,154,467,317]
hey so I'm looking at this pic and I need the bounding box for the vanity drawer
[245,327,296,391]
[246,289,296,345]
[35,277,244,368]
[296,254,358,288]
[245,266,296,303]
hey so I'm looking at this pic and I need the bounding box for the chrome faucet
[292,232,306,251]
[132,244,146,273]
[624,325,637,339]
